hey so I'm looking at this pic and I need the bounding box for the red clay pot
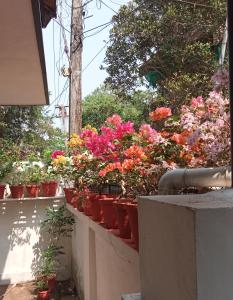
[89,193,101,221]
[48,275,56,292]
[83,192,95,216]
[10,185,24,199]
[26,184,40,198]
[41,181,58,197]
[99,198,118,229]
[114,201,131,239]
[0,184,6,199]
[37,290,50,300]
[124,203,139,250]
[63,188,76,204]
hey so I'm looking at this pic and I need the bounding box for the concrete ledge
[122,293,141,300]
[67,203,140,300]
[0,196,65,202]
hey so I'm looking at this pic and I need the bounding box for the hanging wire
[52,20,58,102]
[44,79,69,114]
[82,40,110,72]
[99,0,118,14]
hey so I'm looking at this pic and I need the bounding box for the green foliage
[36,279,48,292]
[0,105,66,155]
[25,165,42,184]
[41,206,75,241]
[104,0,227,106]
[82,85,154,128]
[37,206,75,279]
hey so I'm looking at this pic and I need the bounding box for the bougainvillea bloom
[191,96,204,108]
[171,133,185,145]
[51,150,65,159]
[150,107,172,121]
[106,114,122,127]
[124,145,147,160]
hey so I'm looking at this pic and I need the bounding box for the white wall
[67,204,140,300]
[0,197,71,284]
[138,190,233,300]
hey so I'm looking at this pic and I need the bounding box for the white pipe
[158,167,231,195]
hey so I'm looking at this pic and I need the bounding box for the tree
[0,106,65,157]
[104,0,227,107]
[82,86,154,128]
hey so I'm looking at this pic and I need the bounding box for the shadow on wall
[0,198,64,283]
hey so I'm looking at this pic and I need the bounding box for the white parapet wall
[0,197,71,284]
[138,189,233,300]
[67,204,140,300]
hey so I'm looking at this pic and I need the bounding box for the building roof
[0,0,57,106]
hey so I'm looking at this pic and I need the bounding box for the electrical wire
[52,20,57,100]
[84,22,112,39]
[99,0,118,14]
[82,40,110,72]
[44,79,69,114]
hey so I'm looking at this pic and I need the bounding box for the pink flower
[51,150,65,159]
[85,134,115,158]
[139,124,158,142]
[81,130,96,139]
[191,96,204,108]
[106,114,122,127]
[115,122,135,139]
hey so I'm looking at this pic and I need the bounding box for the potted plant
[6,162,27,199]
[25,164,42,198]
[0,160,12,199]
[36,279,50,300]
[40,205,75,280]
[36,244,58,293]
[41,167,59,197]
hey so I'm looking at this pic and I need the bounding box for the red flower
[150,107,172,121]
[51,150,65,159]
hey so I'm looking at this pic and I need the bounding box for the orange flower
[150,107,172,121]
[122,159,135,171]
[98,162,123,177]
[172,134,185,145]
[124,145,147,160]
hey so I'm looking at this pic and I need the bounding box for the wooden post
[69,0,83,135]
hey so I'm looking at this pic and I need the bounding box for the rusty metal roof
[40,0,57,28]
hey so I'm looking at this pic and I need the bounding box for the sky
[42,0,129,120]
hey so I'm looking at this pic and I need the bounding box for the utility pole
[69,0,83,135]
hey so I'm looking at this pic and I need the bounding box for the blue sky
[42,0,129,115]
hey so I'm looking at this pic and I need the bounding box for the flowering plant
[5,162,28,185]
[172,92,230,167]
[54,91,230,197]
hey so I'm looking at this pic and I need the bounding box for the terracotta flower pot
[37,290,50,300]
[41,181,58,197]
[47,275,56,292]
[114,201,131,239]
[63,188,76,204]
[99,198,118,229]
[0,184,6,199]
[10,185,24,199]
[83,192,95,216]
[89,193,102,221]
[124,203,139,250]
[26,184,40,198]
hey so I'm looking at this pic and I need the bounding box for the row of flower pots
[64,188,139,250]
[0,181,58,199]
